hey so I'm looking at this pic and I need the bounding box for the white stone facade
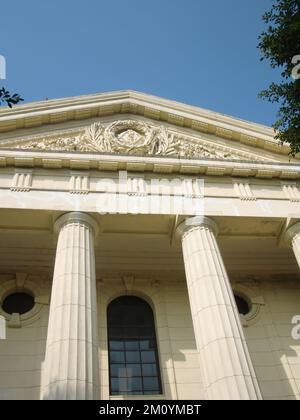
[0,91,300,400]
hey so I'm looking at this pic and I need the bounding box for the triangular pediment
[0,118,286,163]
[0,90,299,164]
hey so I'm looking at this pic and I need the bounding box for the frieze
[4,120,270,162]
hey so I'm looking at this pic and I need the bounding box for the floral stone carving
[81,120,176,155]
[12,120,264,161]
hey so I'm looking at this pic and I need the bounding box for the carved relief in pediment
[5,120,269,161]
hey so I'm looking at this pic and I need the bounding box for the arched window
[107,296,162,396]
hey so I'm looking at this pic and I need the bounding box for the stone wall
[0,277,300,400]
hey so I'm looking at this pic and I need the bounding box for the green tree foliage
[0,87,23,108]
[258,0,300,155]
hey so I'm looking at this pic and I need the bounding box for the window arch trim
[107,295,162,396]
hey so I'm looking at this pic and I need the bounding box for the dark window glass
[140,339,154,350]
[234,294,250,315]
[126,351,140,363]
[107,296,162,395]
[110,341,124,351]
[125,341,139,350]
[110,364,125,377]
[2,292,34,315]
[110,351,125,363]
[126,364,141,377]
[110,378,118,392]
[142,364,157,377]
[143,377,159,391]
[141,351,156,363]
[130,377,142,391]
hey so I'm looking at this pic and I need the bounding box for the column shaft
[177,217,261,400]
[42,212,99,400]
[291,234,300,268]
[285,222,300,269]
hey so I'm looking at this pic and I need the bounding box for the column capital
[54,212,99,236]
[176,216,218,239]
[285,221,300,245]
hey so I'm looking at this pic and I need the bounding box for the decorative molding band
[69,172,89,194]
[10,169,33,192]
[281,182,300,202]
[181,179,204,198]
[233,180,256,201]
[0,150,299,180]
[126,178,148,196]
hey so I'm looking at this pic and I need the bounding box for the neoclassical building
[0,91,300,400]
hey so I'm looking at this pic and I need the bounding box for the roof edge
[0,90,292,157]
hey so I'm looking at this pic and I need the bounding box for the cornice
[0,90,294,158]
[0,148,299,179]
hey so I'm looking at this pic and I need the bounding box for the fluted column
[285,221,300,269]
[176,216,261,400]
[42,212,99,400]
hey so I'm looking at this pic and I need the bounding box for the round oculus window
[234,294,251,316]
[2,292,35,315]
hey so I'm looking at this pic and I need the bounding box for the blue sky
[1,0,281,126]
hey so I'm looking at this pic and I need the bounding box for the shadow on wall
[0,305,49,400]
[243,278,300,401]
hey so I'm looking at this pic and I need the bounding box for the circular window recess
[234,294,251,316]
[2,292,35,315]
